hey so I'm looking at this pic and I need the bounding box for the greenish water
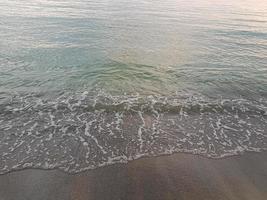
[0,0,266,174]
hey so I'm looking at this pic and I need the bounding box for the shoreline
[1,150,267,176]
[1,151,267,200]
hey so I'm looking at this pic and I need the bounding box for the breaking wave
[0,90,266,174]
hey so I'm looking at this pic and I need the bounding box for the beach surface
[0,152,267,200]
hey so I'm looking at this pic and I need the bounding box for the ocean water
[0,0,266,174]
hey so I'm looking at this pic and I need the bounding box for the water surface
[0,0,266,174]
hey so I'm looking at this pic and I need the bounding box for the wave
[0,90,266,174]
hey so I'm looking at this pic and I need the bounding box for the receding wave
[0,90,266,174]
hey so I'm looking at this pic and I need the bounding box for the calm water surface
[0,0,266,174]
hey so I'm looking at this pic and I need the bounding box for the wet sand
[0,152,267,200]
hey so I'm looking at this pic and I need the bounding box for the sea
[0,0,266,174]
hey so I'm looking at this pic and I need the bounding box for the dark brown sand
[0,152,267,200]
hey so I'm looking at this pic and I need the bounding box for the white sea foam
[0,90,266,174]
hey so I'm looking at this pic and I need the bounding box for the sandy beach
[0,152,267,200]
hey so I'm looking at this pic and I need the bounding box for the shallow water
[0,0,266,174]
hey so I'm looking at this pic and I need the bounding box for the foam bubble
[0,90,266,174]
